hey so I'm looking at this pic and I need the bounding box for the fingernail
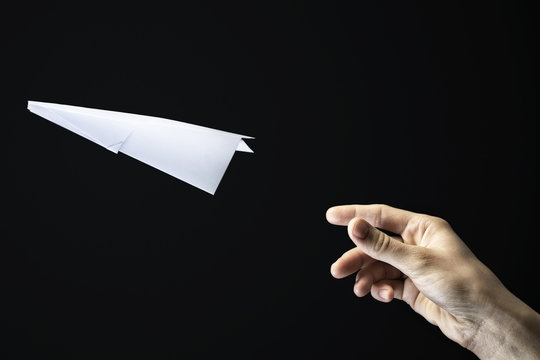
[379,289,390,300]
[353,219,370,239]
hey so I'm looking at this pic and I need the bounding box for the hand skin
[327,204,540,359]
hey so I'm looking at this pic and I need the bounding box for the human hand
[327,204,540,359]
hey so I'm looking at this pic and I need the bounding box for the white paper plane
[27,101,254,194]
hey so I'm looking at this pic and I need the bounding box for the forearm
[468,289,540,359]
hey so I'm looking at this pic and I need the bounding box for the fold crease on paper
[27,101,254,195]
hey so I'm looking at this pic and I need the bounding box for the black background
[2,1,538,358]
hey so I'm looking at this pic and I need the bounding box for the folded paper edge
[236,138,254,153]
[28,100,135,154]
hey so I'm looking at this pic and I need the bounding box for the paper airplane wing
[27,101,254,194]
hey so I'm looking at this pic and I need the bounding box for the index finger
[326,204,418,234]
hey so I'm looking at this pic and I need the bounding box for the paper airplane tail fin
[236,138,254,153]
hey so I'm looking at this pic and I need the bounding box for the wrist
[467,287,540,359]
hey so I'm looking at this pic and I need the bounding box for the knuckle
[372,231,391,253]
[402,216,427,238]
[374,204,389,211]
[430,216,450,228]
[365,204,388,228]
[374,204,387,228]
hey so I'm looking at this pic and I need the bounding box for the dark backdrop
[2,1,538,359]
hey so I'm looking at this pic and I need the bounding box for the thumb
[347,217,427,276]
